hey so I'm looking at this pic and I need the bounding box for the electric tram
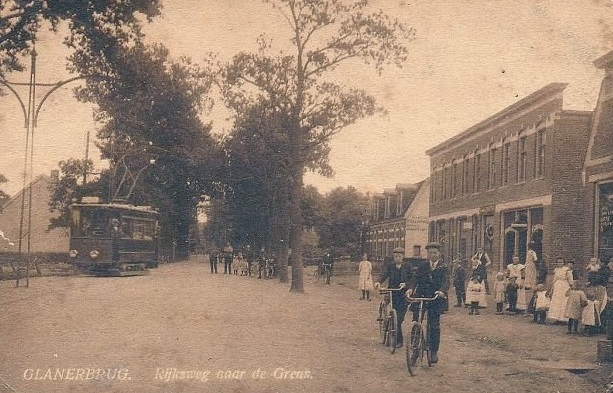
[69,197,159,276]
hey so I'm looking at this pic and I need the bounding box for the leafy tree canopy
[0,0,161,78]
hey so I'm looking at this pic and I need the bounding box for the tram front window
[71,208,111,237]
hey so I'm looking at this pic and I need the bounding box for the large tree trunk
[288,129,304,292]
[271,184,290,282]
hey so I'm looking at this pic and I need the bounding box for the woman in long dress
[524,242,538,290]
[547,259,575,322]
[586,257,611,331]
[357,254,373,301]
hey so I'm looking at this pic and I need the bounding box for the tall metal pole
[0,51,89,287]
[83,129,90,185]
[15,49,36,287]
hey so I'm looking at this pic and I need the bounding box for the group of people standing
[208,243,276,279]
[449,241,613,336]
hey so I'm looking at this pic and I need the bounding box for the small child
[582,286,600,336]
[506,276,519,315]
[493,272,506,315]
[232,255,239,275]
[565,282,588,334]
[466,276,485,315]
[533,284,550,324]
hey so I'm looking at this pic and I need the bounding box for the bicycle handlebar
[406,293,442,302]
[378,287,404,293]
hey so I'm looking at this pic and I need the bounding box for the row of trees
[205,182,371,263]
[1,0,411,292]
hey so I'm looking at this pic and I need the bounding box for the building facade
[584,50,613,263]
[0,171,69,253]
[365,180,429,259]
[426,83,593,271]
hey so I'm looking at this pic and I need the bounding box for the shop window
[518,132,527,183]
[473,151,480,193]
[501,139,511,186]
[451,160,457,199]
[535,129,546,178]
[488,145,497,190]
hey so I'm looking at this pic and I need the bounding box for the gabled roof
[0,174,51,211]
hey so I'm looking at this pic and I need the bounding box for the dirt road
[0,258,609,392]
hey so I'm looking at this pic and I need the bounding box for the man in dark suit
[375,247,411,348]
[406,242,448,364]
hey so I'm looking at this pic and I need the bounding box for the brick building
[584,50,613,263]
[365,180,429,259]
[426,83,593,271]
[0,171,68,253]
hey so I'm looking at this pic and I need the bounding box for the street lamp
[0,49,91,287]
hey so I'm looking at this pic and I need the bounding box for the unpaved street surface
[0,258,610,393]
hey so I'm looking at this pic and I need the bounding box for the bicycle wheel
[378,302,388,342]
[325,268,331,284]
[388,309,398,354]
[406,322,421,375]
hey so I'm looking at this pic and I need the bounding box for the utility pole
[0,50,87,287]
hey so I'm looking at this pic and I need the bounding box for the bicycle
[322,263,332,284]
[405,293,442,376]
[377,288,403,354]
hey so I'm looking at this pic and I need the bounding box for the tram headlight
[69,250,78,258]
[89,250,100,259]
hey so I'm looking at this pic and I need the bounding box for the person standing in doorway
[451,257,467,308]
[506,255,527,312]
[524,243,538,316]
[472,247,492,294]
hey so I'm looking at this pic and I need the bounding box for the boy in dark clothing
[506,276,519,314]
[452,259,467,307]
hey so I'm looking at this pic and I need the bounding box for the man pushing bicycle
[374,247,411,348]
[405,242,448,364]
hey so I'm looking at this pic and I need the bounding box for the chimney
[50,170,59,184]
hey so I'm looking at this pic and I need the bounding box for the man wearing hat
[374,247,411,348]
[406,242,448,364]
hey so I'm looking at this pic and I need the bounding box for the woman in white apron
[547,259,574,322]
[357,254,373,301]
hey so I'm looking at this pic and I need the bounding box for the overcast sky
[1,0,613,196]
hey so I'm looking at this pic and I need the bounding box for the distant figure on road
[223,242,233,274]
[322,252,334,285]
[357,254,373,301]
[209,248,218,274]
[547,258,574,323]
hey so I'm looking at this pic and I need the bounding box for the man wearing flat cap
[406,241,448,364]
[374,247,411,348]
